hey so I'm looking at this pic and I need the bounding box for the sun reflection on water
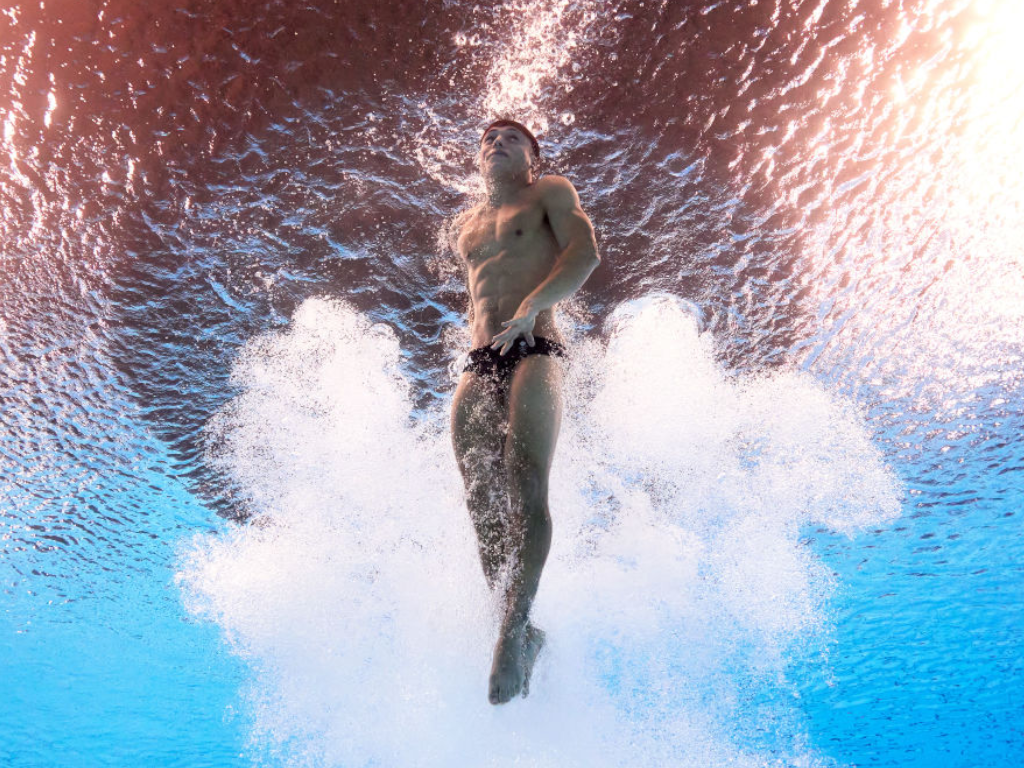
[944,0,1024,322]
[793,0,1024,406]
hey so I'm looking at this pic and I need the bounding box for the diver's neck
[484,172,533,207]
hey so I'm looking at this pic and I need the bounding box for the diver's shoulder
[534,174,581,205]
[453,202,484,230]
[535,174,576,191]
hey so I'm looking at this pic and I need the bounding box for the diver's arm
[519,176,600,316]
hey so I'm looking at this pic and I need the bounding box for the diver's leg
[488,353,563,704]
[451,372,512,591]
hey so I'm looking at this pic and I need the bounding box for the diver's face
[479,126,533,178]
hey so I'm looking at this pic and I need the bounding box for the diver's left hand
[490,306,538,355]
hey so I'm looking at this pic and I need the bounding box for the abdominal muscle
[467,250,564,349]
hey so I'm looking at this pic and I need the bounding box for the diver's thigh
[452,372,507,468]
[504,355,563,472]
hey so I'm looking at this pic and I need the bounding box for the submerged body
[450,121,599,704]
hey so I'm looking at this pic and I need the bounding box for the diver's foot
[521,624,545,698]
[488,624,526,705]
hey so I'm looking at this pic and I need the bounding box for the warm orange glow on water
[956,0,1024,204]
[945,0,1024,321]
[780,0,1024,403]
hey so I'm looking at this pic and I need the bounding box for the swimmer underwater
[450,119,600,704]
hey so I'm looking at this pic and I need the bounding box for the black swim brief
[463,336,567,386]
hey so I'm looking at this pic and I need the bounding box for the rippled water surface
[2,1,1022,766]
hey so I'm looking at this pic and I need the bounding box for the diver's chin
[483,159,525,178]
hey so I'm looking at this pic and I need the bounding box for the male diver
[450,119,600,704]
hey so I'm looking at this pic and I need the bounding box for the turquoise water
[3,0,1023,765]
[1,438,248,765]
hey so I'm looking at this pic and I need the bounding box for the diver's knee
[503,460,544,495]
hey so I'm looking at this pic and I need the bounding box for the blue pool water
[2,0,1023,766]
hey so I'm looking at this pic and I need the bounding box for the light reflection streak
[44,74,56,129]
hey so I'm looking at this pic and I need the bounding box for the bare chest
[457,201,549,265]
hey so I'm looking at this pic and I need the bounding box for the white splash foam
[179,295,899,767]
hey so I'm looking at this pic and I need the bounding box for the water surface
[2,1,1022,766]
